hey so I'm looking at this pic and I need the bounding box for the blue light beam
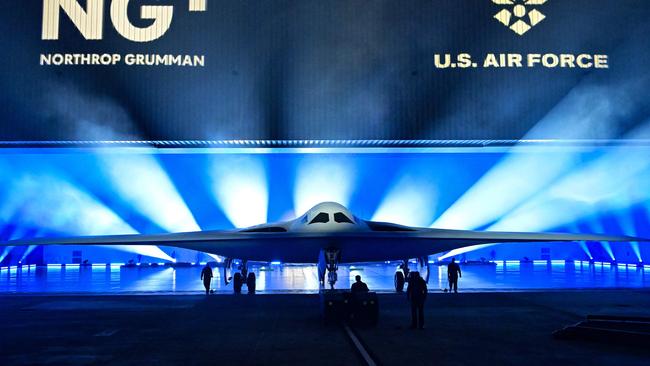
[433,60,650,231]
[99,152,200,233]
[209,155,268,228]
[0,246,13,263]
[294,156,356,216]
[432,148,582,230]
[578,242,593,260]
[372,173,439,227]
[0,171,174,262]
[489,139,650,233]
[589,219,616,261]
[615,207,642,262]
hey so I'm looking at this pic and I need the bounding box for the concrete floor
[1,291,650,365]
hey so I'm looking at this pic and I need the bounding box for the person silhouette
[406,271,427,329]
[200,264,213,295]
[350,275,369,293]
[447,258,462,293]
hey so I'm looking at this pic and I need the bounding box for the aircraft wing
[2,223,646,263]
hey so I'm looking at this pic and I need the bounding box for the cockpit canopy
[305,202,355,224]
[307,211,354,225]
[291,202,366,232]
[309,212,330,224]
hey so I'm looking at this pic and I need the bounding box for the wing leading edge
[2,222,646,263]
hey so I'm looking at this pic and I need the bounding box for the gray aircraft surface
[3,202,647,291]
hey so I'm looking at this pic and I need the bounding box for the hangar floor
[1,291,650,365]
[1,261,648,294]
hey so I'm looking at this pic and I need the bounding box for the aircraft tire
[394,271,405,292]
[246,272,256,294]
[233,272,243,294]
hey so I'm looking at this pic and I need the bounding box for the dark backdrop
[0,0,649,140]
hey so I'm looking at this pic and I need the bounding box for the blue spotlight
[434,78,650,230]
[372,173,439,227]
[99,152,200,232]
[0,246,13,263]
[600,242,616,262]
[588,219,616,262]
[489,142,650,232]
[433,149,581,230]
[614,209,643,263]
[209,155,268,228]
[293,156,356,215]
[0,174,135,235]
[19,245,37,263]
[0,171,174,262]
[629,242,642,263]
[578,242,593,260]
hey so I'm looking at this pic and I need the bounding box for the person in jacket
[447,258,462,293]
[200,264,213,295]
[406,271,427,329]
[350,275,369,293]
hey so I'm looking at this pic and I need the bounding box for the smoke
[41,81,141,141]
[523,72,650,140]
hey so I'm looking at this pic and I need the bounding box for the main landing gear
[318,248,341,289]
[223,258,256,294]
[394,257,429,292]
[394,270,406,292]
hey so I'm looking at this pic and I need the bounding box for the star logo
[493,0,547,36]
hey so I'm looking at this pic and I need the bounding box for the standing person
[406,271,427,329]
[447,258,462,293]
[200,264,213,295]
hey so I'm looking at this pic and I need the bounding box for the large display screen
[1,0,649,140]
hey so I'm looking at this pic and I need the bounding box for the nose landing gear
[318,248,341,289]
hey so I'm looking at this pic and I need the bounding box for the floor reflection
[1,262,648,294]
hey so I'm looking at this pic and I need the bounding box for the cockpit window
[309,212,330,224]
[334,212,353,224]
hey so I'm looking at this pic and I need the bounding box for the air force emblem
[493,0,547,35]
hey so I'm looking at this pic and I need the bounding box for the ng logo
[492,0,547,36]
